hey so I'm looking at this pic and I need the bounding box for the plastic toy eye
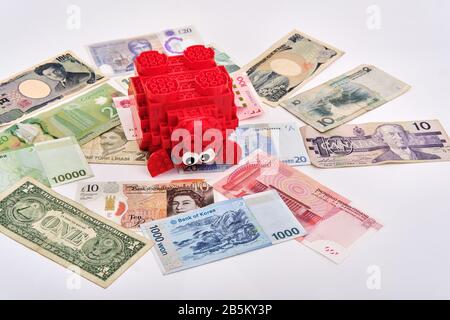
[182,152,200,166]
[200,149,216,164]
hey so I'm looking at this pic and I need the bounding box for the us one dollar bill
[81,125,148,165]
[0,177,152,288]
[242,29,344,107]
[0,83,123,152]
[141,190,306,274]
[281,65,410,132]
[0,51,105,126]
[301,119,450,168]
[76,179,214,233]
[0,136,93,190]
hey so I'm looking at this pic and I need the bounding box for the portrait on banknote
[301,120,450,168]
[167,188,206,216]
[34,61,95,92]
[371,124,441,162]
[99,126,128,157]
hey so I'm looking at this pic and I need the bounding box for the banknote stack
[0,24,448,288]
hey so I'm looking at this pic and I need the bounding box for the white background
[0,0,449,299]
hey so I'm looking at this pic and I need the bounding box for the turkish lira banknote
[0,83,123,152]
[214,151,382,263]
[81,125,148,165]
[242,30,344,107]
[0,136,93,190]
[113,96,137,140]
[231,72,264,120]
[0,52,105,126]
[281,65,410,131]
[76,179,214,233]
[140,190,306,274]
[0,177,152,288]
[233,122,310,166]
[209,44,240,73]
[301,119,450,168]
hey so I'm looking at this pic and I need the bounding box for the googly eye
[200,148,216,164]
[182,152,200,166]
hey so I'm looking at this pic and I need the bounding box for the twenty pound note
[0,177,152,288]
[214,151,382,263]
[76,179,214,233]
[140,190,306,274]
[301,119,450,168]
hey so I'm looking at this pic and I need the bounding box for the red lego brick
[147,149,174,177]
[128,45,239,176]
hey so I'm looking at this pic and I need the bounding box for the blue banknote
[141,190,306,274]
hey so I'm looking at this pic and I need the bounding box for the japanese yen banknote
[0,52,105,126]
[242,29,344,107]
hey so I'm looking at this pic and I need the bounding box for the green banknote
[0,83,123,152]
[0,136,93,190]
[0,177,152,288]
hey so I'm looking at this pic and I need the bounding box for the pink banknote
[214,151,382,263]
[231,72,264,120]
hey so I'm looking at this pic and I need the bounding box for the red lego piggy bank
[128,45,241,176]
